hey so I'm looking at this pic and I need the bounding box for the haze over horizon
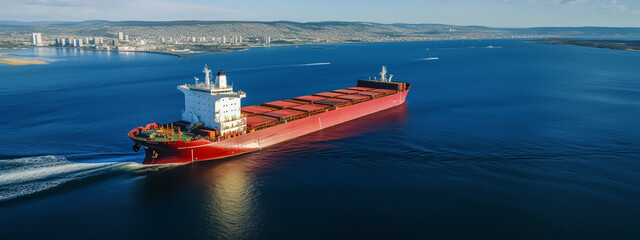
[1,0,639,28]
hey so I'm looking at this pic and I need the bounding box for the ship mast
[380,66,387,82]
[203,65,212,87]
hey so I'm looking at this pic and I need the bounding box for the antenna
[203,64,212,86]
[194,77,199,85]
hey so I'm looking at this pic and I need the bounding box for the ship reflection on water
[135,104,408,238]
[135,156,263,239]
[201,157,260,239]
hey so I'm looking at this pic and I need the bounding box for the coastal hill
[2,20,640,43]
[2,20,640,58]
[0,21,509,43]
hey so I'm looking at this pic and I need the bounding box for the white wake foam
[419,57,439,61]
[0,155,138,201]
[297,62,331,66]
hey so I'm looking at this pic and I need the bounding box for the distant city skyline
[1,0,639,27]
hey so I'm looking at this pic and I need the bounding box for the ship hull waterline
[133,89,409,164]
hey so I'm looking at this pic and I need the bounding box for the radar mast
[380,66,387,82]
[203,65,212,86]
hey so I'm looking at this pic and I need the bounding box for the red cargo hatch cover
[246,115,276,126]
[336,94,370,101]
[331,89,361,95]
[261,109,306,119]
[348,87,375,91]
[290,104,330,112]
[262,100,302,109]
[293,95,327,103]
[241,105,276,114]
[313,92,344,98]
[358,91,384,97]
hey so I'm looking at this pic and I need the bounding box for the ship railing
[184,84,246,95]
[129,122,206,143]
[184,83,233,91]
[128,123,159,138]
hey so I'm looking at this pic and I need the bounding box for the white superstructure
[178,65,246,136]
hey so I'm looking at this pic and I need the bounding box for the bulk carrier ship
[129,65,410,164]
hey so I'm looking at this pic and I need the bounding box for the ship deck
[129,80,410,144]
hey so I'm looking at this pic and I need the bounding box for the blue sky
[1,0,639,27]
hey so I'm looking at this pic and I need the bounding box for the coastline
[14,36,531,60]
[88,48,247,59]
[2,37,540,62]
[529,38,640,52]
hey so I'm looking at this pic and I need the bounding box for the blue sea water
[1,40,639,239]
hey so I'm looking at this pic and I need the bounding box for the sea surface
[1,40,639,239]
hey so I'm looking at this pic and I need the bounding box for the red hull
[133,89,409,164]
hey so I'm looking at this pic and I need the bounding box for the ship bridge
[178,65,246,136]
